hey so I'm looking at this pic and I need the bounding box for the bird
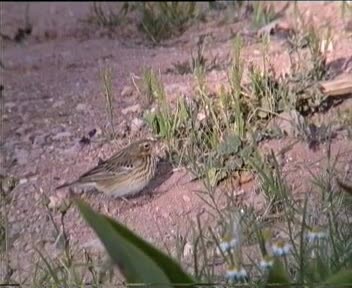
[56,139,159,198]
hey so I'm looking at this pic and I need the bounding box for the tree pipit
[56,139,159,198]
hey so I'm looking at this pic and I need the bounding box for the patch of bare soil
[1,1,352,282]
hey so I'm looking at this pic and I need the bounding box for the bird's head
[136,138,157,156]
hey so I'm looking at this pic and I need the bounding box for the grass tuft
[137,2,197,43]
[251,2,278,29]
[85,2,127,28]
[100,65,116,140]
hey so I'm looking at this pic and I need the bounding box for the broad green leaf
[77,200,172,284]
[218,133,241,156]
[77,200,195,286]
[104,216,195,285]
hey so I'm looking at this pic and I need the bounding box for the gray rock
[52,131,71,141]
[60,142,81,156]
[121,85,133,98]
[76,103,88,112]
[81,239,105,251]
[268,110,305,137]
[53,100,65,108]
[94,126,103,136]
[5,102,16,110]
[15,123,32,136]
[14,148,29,165]
[121,104,141,115]
[33,134,47,147]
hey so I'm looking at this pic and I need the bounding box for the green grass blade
[34,247,61,286]
[76,200,172,285]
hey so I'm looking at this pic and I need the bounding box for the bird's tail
[56,181,75,190]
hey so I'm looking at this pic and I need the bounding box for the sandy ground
[1,1,352,283]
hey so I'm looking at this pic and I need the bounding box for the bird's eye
[144,143,150,150]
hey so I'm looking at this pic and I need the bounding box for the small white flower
[307,227,327,242]
[217,241,231,255]
[216,236,239,255]
[272,240,291,257]
[226,265,248,282]
[229,237,240,248]
[260,255,274,270]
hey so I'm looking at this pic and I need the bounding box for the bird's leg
[120,196,131,204]
[102,200,110,214]
[147,189,154,199]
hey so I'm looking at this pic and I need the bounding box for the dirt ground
[1,1,352,283]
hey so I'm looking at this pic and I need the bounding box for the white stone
[130,118,145,134]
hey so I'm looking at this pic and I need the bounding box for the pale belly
[96,177,151,198]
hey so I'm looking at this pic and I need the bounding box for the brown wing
[56,141,145,190]
[77,149,141,184]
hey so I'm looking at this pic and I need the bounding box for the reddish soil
[1,1,352,283]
